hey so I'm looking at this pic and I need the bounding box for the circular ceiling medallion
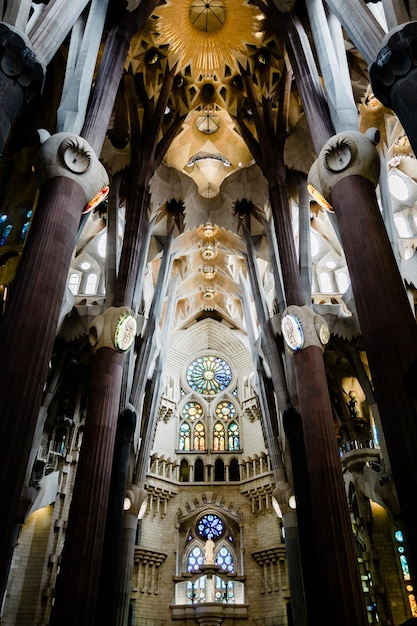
[153,0,262,74]
[190,0,226,33]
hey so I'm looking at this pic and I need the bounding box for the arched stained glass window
[215,546,234,572]
[187,546,204,572]
[179,423,191,451]
[186,355,232,395]
[228,422,239,450]
[194,422,205,451]
[215,400,236,420]
[183,401,204,420]
[213,422,225,451]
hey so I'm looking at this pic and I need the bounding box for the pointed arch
[194,421,205,450]
[194,457,204,481]
[229,457,240,481]
[213,421,225,451]
[214,458,225,481]
[227,421,240,450]
[179,422,191,451]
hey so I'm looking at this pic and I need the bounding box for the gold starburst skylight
[153,0,263,75]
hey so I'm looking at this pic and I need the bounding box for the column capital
[369,21,417,108]
[89,306,137,354]
[281,304,330,353]
[33,131,109,212]
[0,22,45,101]
[307,129,380,212]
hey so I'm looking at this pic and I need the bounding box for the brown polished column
[51,346,126,626]
[0,176,91,604]
[331,174,417,580]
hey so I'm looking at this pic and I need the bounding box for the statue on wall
[203,535,215,565]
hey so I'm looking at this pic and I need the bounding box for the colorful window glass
[183,401,204,420]
[197,513,224,539]
[187,546,204,572]
[186,576,206,603]
[0,224,12,246]
[186,356,232,395]
[215,401,236,420]
[179,423,191,451]
[228,422,239,450]
[215,546,234,572]
[215,577,234,603]
[194,422,205,450]
[213,422,225,451]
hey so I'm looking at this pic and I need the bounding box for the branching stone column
[0,23,44,151]
[308,128,417,583]
[0,131,108,606]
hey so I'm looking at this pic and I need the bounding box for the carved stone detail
[307,130,380,211]
[89,306,137,354]
[281,304,330,353]
[33,131,109,210]
[0,22,44,102]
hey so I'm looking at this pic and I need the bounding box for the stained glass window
[215,401,236,420]
[186,576,206,603]
[194,422,205,450]
[183,401,204,420]
[197,513,224,539]
[228,422,239,450]
[213,422,225,451]
[179,423,191,451]
[187,546,204,572]
[215,577,234,603]
[215,546,234,572]
[186,356,232,395]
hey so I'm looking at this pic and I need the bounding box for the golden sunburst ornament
[153,0,262,75]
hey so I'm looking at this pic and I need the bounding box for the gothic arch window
[215,544,235,573]
[213,422,225,451]
[180,459,190,482]
[214,458,225,481]
[229,457,240,481]
[194,458,204,481]
[186,544,205,572]
[228,422,239,451]
[194,422,205,450]
[179,423,191,451]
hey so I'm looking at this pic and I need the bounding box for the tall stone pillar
[280,304,368,626]
[49,307,137,626]
[0,23,44,152]
[309,128,417,582]
[95,408,137,626]
[272,486,308,626]
[0,131,108,606]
